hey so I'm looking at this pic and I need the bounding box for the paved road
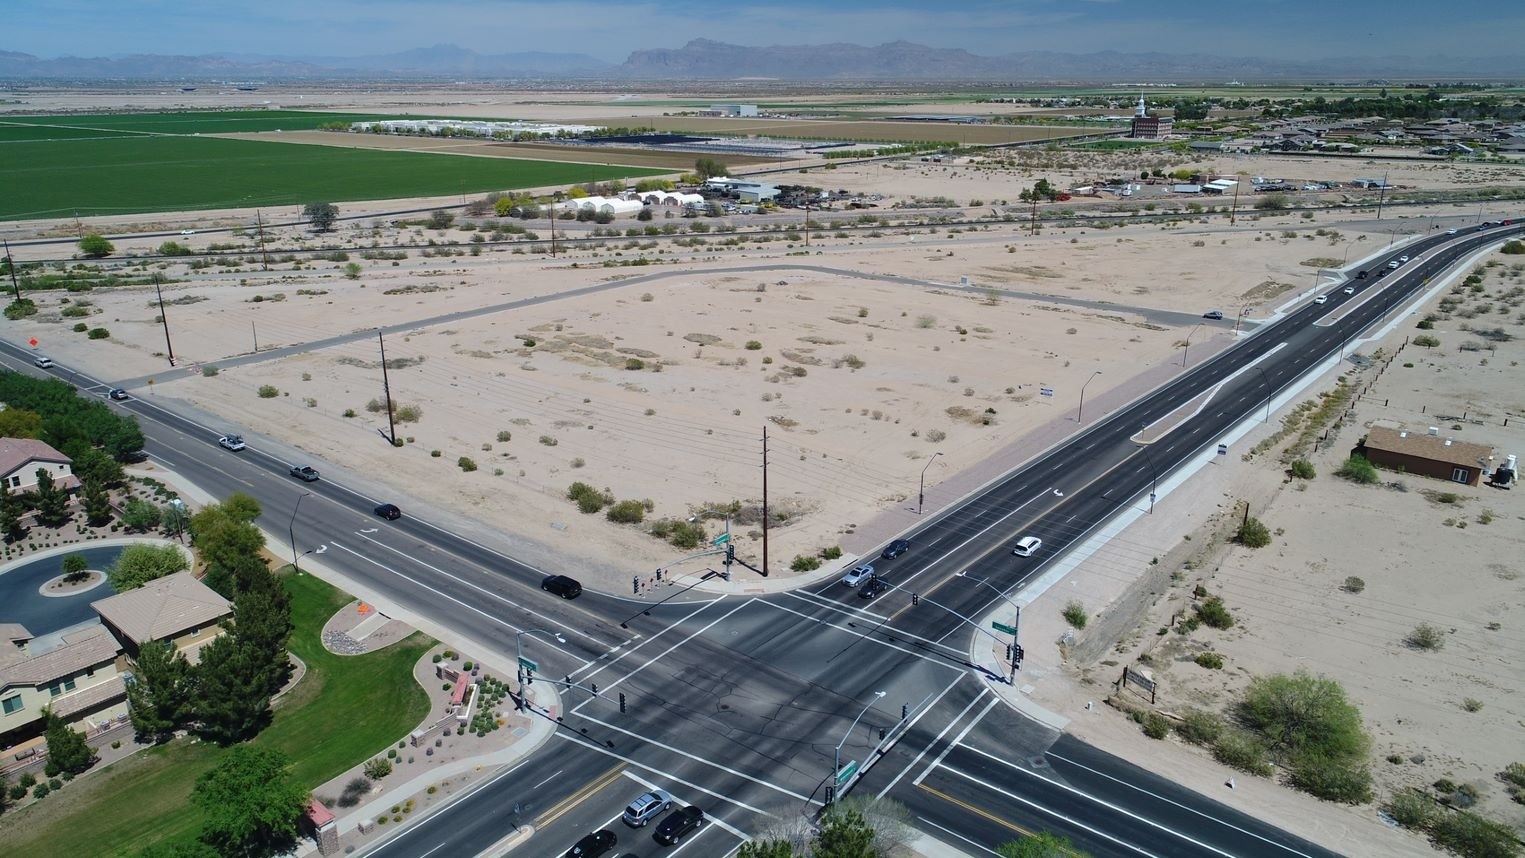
[2,220,1518,856]
[0,544,126,636]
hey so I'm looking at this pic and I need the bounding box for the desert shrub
[1461,697,1483,712]
[1428,809,1520,858]
[395,404,422,423]
[1335,455,1379,484]
[925,428,947,443]
[914,314,936,329]
[457,457,477,472]
[625,358,645,370]
[257,385,279,398]
[87,327,110,339]
[1289,459,1316,479]
[1341,576,1365,594]
[1141,713,1171,739]
[665,520,706,549]
[820,545,842,560]
[1502,761,1525,789]
[1061,601,1088,629]
[1406,623,1446,651]
[1500,240,1524,255]
[1413,334,1441,348]
[567,482,609,514]
[72,322,88,332]
[1236,516,1270,548]
[1195,652,1225,670]
[790,554,822,572]
[363,757,393,780]
[606,500,645,524]
[496,430,512,442]
[1383,788,1436,829]
[1195,597,1234,629]
[539,435,558,446]
[1212,731,1273,776]
[1289,752,1373,804]
[744,340,762,350]
[1235,671,1370,795]
[1176,709,1224,746]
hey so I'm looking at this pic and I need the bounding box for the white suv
[1012,536,1043,557]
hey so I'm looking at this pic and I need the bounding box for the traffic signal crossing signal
[619,692,627,713]
[911,592,919,605]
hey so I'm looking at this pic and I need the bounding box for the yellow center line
[917,782,1033,838]
[534,762,627,828]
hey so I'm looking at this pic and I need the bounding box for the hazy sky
[11,0,1521,60]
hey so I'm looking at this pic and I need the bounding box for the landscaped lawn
[0,568,433,855]
[3,133,666,220]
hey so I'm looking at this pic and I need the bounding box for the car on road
[289,465,320,482]
[1446,228,1458,235]
[541,575,582,599]
[218,435,246,451]
[1314,295,1328,305]
[373,503,401,520]
[652,806,704,845]
[1012,536,1042,557]
[858,575,890,600]
[108,388,129,400]
[622,789,674,827]
[841,564,874,588]
[565,829,617,857]
[33,356,54,368]
[1399,255,1410,264]
[179,229,197,236]
[880,539,910,560]
[1343,286,1356,295]
[1202,310,1224,320]
[1355,270,1368,279]
[1387,260,1401,269]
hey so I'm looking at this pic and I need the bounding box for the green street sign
[712,532,732,545]
[836,760,859,784]
[991,621,1018,635]
[518,656,538,673]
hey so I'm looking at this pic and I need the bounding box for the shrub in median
[1335,455,1379,484]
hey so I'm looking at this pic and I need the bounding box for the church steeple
[1135,93,1148,118]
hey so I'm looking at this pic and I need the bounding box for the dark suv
[653,805,704,845]
[541,575,583,599]
[565,829,616,857]
[880,539,910,560]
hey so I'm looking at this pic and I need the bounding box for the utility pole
[377,331,397,446]
[1029,196,1038,237]
[255,209,271,270]
[251,322,258,354]
[2,239,20,302]
[1375,170,1389,221]
[803,199,810,248]
[1229,177,1241,226]
[761,425,770,578]
[73,211,84,239]
[548,199,558,258]
[153,274,176,366]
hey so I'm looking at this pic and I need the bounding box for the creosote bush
[790,554,822,572]
[1406,623,1446,651]
[1237,516,1271,548]
[1061,600,1088,630]
[256,385,279,398]
[1336,455,1379,484]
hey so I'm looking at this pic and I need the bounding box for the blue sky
[9,0,1520,60]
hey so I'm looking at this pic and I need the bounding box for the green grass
[1,110,391,135]
[4,134,666,219]
[0,569,433,855]
[0,123,135,142]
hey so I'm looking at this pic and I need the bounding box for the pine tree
[812,807,879,858]
[230,566,293,696]
[126,641,192,744]
[191,635,271,745]
[44,712,95,776]
[82,482,113,527]
[32,468,70,527]
[0,482,23,542]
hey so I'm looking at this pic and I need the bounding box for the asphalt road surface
[3,220,1518,857]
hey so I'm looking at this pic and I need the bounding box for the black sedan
[858,576,890,600]
[565,829,616,857]
[880,539,910,560]
[541,575,583,599]
[653,806,704,845]
[374,503,402,520]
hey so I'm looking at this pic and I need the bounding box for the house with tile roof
[1,625,126,748]
[0,437,79,494]
[91,572,231,662]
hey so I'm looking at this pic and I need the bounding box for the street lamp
[1255,365,1273,423]
[1076,370,1102,425]
[289,491,311,572]
[917,452,943,515]
[515,628,566,709]
[1136,437,1158,515]
[963,574,1023,684]
[1181,323,1204,368]
[833,690,885,801]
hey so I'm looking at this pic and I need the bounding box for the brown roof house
[91,572,232,664]
[1,624,126,748]
[0,437,80,493]
[1358,424,1494,486]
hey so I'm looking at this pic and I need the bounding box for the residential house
[0,437,80,494]
[91,572,232,663]
[1357,424,1494,486]
[1,625,126,748]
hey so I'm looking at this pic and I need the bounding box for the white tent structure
[640,191,704,207]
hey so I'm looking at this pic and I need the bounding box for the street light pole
[833,690,884,802]
[917,452,943,515]
[1181,322,1204,368]
[289,491,311,571]
[964,575,1023,684]
[1076,370,1102,425]
[1255,365,1273,423]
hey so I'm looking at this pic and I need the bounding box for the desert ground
[5,89,1523,855]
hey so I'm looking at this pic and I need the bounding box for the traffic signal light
[824,785,835,806]
[902,703,909,721]
[1012,644,1025,667]
[618,692,627,713]
[525,670,534,686]
[911,592,920,605]
[591,682,598,695]
[725,543,735,564]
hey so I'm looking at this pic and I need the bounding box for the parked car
[541,575,582,599]
[218,434,246,451]
[880,539,910,560]
[33,356,54,368]
[653,806,704,845]
[622,789,673,827]
[858,576,890,600]
[108,388,129,400]
[1202,310,1224,320]
[1012,536,1042,557]
[841,564,874,588]
[374,503,401,520]
[565,829,617,857]
[289,465,320,482]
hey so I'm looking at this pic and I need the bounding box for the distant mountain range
[1,40,1520,82]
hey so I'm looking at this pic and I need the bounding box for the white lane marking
[1045,751,1320,857]
[761,599,971,670]
[622,769,751,842]
[874,678,976,799]
[417,845,446,858]
[571,601,750,702]
[551,732,774,817]
[350,531,596,652]
[955,744,1235,857]
[891,488,1055,592]
[933,763,1159,857]
[914,697,998,786]
[914,817,1002,857]
[532,769,562,790]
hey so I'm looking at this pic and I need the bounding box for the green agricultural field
[0,122,134,142]
[1,109,389,135]
[3,134,666,220]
